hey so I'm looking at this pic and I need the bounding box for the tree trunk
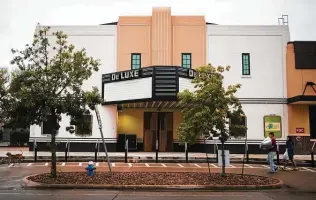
[204,138,211,176]
[50,112,58,178]
[51,132,57,178]
[221,141,226,176]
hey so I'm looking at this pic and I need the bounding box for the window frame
[229,115,247,139]
[72,115,93,136]
[41,115,58,135]
[242,53,251,75]
[131,53,141,70]
[181,53,192,69]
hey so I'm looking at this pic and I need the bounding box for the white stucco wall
[186,25,290,141]
[30,25,118,140]
[241,104,286,140]
[207,25,290,99]
[30,105,117,140]
[206,25,290,140]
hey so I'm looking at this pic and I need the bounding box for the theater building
[286,41,316,154]
[29,7,290,153]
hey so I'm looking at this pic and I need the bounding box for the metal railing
[125,139,128,163]
[311,141,316,167]
[30,138,316,167]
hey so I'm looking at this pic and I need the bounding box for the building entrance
[143,112,173,152]
[309,106,316,140]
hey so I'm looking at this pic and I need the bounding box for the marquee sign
[111,70,140,81]
[102,67,154,83]
[102,66,200,84]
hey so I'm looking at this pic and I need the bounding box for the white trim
[36,25,117,36]
[207,25,289,36]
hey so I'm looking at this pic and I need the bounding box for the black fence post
[125,139,128,163]
[245,142,249,164]
[246,149,249,164]
[185,142,188,163]
[34,146,38,163]
[94,142,98,163]
[312,142,316,168]
[156,139,158,163]
[216,148,218,163]
[276,143,280,165]
[65,143,68,163]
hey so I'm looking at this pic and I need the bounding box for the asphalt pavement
[0,190,316,200]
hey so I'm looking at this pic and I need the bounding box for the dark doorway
[143,112,173,152]
[309,106,316,140]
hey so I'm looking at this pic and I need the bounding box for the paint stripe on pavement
[96,163,99,167]
[194,164,201,168]
[111,163,115,167]
[128,163,132,167]
[245,164,254,168]
[161,164,167,167]
[8,164,14,168]
[44,163,48,166]
[145,163,150,167]
[62,163,65,166]
[26,163,32,167]
[301,167,316,172]
[261,165,270,168]
[79,163,82,166]
[210,164,219,168]
[177,164,184,168]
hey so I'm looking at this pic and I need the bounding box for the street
[0,190,316,200]
[0,162,316,199]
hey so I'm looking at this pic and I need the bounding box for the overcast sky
[0,0,315,67]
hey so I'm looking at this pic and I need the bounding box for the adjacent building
[286,41,316,154]
[29,7,291,153]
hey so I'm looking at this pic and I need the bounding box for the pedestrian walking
[267,132,278,173]
[281,136,298,171]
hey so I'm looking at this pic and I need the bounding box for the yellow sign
[264,115,282,138]
[265,122,281,132]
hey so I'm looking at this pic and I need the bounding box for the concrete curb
[22,174,283,191]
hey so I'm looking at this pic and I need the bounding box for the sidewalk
[12,162,316,192]
[0,149,313,165]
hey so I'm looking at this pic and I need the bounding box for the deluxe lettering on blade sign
[111,70,140,81]
[188,69,211,78]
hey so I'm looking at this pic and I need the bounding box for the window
[42,115,58,135]
[131,53,141,69]
[242,53,250,75]
[72,115,93,136]
[229,115,247,138]
[182,53,192,69]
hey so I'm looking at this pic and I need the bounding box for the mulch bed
[28,172,279,186]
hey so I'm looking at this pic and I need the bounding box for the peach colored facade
[286,43,316,98]
[117,7,206,71]
[287,43,316,136]
[116,7,205,145]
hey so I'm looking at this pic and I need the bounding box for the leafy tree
[7,26,102,178]
[178,64,247,176]
[0,68,9,119]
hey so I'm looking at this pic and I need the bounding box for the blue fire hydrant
[85,161,96,176]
